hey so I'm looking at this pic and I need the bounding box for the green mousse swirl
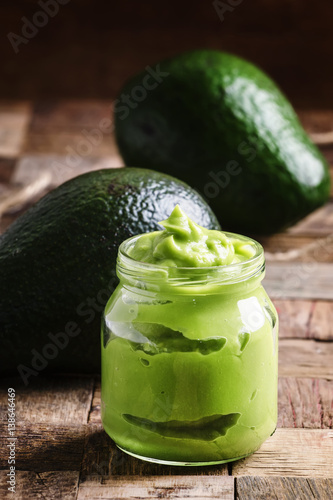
[128,205,255,267]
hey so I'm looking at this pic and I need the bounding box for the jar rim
[117,231,265,289]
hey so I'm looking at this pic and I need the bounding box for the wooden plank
[273,300,313,339]
[22,130,118,158]
[13,154,120,189]
[322,150,333,173]
[279,339,333,378]
[0,158,16,184]
[0,376,94,426]
[0,470,79,500]
[0,102,32,158]
[298,110,333,138]
[0,170,51,221]
[30,100,113,131]
[309,301,333,341]
[278,377,333,429]
[88,380,101,425]
[264,262,333,300]
[81,424,229,478]
[232,428,333,477]
[260,234,333,263]
[81,424,118,478]
[235,476,333,500]
[273,299,332,343]
[288,203,333,236]
[0,422,86,471]
[77,475,234,500]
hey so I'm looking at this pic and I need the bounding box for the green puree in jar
[101,206,278,464]
[128,204,255,267]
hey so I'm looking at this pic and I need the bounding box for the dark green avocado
[114,50,330,234]
[0,168,219,377]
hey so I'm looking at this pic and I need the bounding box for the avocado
[114,50,330,234]
[0,168,219,378]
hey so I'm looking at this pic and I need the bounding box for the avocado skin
[0,168,219,375]
[115,50,331,234]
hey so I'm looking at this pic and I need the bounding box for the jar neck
[116,233,265,296]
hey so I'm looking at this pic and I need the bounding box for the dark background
[1,0,332,107]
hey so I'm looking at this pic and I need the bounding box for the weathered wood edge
[231,428,333,478]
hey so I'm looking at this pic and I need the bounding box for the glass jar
[101,232,278,466]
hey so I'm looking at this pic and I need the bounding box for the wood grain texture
[260,234,333,263]
[20,100,117,158]
[30,100,113,132]
[77,475,234,500]
[0,102,32,158]
[232,429,333,477]
[0,376,94,426]
[309,301,333,341]
[0,470,79,500]
[0,422,86,471]
[88,380,101,425]
[279,339,333,378]
[81,424,229,478]
[288,204,333,237]
[298,110,333,137]
[235,476,333,500]
[265,263,333,300]
[0,159,16,184]
[278,378,333,429]
[321,152,333,179]
[13,154,121,189]
[273,300,313,339]
[274,299,333,343]
[21,130,117,157]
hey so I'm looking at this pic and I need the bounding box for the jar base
[117,445,253,466]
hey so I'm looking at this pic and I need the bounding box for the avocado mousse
[101,206,278,464]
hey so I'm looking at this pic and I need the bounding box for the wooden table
[0,101,332,499]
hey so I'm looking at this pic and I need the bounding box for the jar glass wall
[101,233,278,466]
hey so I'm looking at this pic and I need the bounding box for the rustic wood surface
[0,103,333,499]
